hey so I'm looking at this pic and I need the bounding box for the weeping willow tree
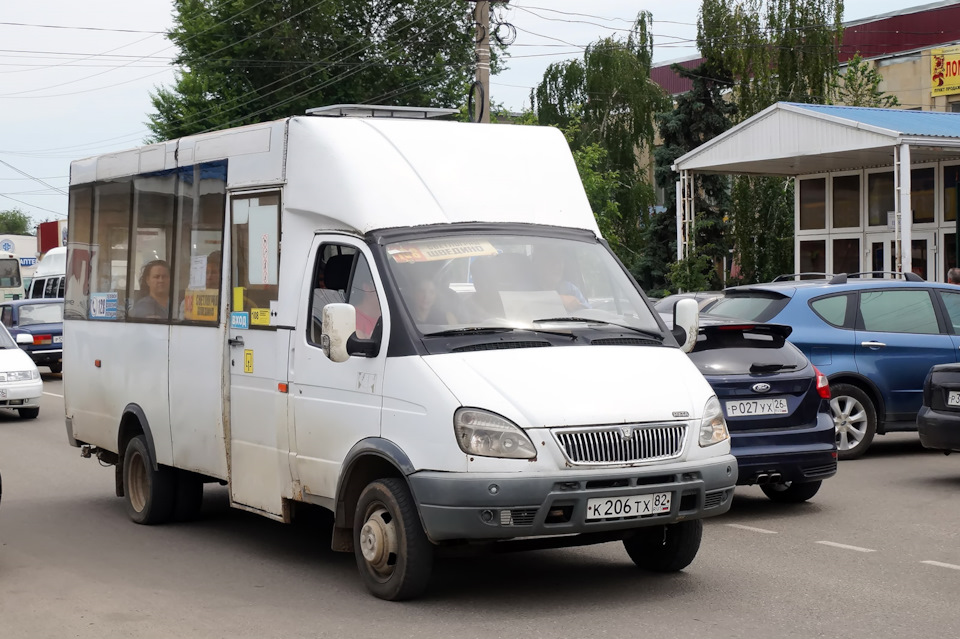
[699,0,844,283]
[533,13,669,277]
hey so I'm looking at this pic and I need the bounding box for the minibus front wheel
[623,519,702,572]
[353,478,433,600]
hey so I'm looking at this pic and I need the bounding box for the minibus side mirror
[673,298,699,354]
[321,303,356,363]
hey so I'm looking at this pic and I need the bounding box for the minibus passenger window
[65,185,93,320]
[231,192,280,328]
[128,173,176,321]
[176,161,226,324]
[91,180,131,321]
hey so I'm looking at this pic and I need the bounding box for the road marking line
[726,523,778,534]
[816,541,876,553]
[43,392,63,398]
[921,560,960,570]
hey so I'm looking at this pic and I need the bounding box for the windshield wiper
[532,317,665,342]
[423,326,576,340]
[423,327,515,337]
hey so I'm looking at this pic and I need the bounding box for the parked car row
[699,272,960,460]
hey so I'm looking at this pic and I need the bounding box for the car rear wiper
[750,362,799,373]
[533,317,664,342]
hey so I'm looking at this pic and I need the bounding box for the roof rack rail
[305,104,458,119]
[771,273,833,282]
[840,271,925,283]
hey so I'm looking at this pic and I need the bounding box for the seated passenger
[131,260,171,319]
[532,247,588,311]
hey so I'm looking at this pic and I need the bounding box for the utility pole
[473,1,491,123]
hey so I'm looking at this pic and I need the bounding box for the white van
[28,247,66,299]
[63,105,737,600]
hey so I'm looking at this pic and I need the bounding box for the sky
[0,0,918,230]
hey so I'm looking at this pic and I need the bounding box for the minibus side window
[307,244,357,345]
[127,173,176,322]
[231,192,280,328]
[57,277,64,298]
[44,277,58,298]
[175,162,226,324]
[65,186,93,320]
[90,181,131,321]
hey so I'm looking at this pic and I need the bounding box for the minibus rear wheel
[353,478,433,600]
[123,435,176,525]
[623,519,702,572]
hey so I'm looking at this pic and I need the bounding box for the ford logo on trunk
[752,383,771,393]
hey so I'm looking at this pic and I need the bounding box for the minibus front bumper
[407,455,737,542]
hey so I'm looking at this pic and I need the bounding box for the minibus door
[226,191,286,519]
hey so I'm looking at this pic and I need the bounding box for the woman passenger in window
[132,260,170,319]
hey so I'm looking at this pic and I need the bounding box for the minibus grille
[552,424,687,465]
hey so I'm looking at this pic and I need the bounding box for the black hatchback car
[0,298,63,373]
[918,364,960,454]
[685,318,838,502]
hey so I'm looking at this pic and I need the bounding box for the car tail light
[33,334,52,345]
[813,365,830,399]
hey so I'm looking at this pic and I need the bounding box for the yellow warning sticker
[250,307,271,325]
[183,289,218,321]
[387,239,498,263]
[243,349,253,374]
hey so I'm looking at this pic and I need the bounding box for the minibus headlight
[698,396,729,447]
[454,408,537,459]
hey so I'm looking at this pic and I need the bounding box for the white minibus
[64,105,737,600]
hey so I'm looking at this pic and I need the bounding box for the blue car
[703,273,960,460]
[686,318,836,502]
[0,298,63,374]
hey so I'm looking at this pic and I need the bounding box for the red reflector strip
[717,325,756,331]
[278,383,288,393]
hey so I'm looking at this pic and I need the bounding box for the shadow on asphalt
[159,487,722,606]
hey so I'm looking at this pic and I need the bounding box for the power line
[0,160,67,195]
[0,21,165,34]
[0,194,66,218]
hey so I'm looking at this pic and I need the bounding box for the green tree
[533,13,669,276]
[148,0,480,141]
[0,208,34,235]
[831,53,899,107]
[698,0,844,284]
[649,56,736,294]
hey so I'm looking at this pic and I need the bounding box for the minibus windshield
[383,234,661,336]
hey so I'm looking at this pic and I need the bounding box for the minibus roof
[70,115,601,237]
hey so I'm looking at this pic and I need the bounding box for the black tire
[353,478,434,601]
[18,407,39,419]
[623,519,702,572]
[48,363,62,374]
[830,383,877,460]
[173,470,204,522]
[761,479,822,503]
[123,435,176,525]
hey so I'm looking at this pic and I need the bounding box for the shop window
[799,178,826,230]
[832,174,860,229]
[868,172,894,227]
[799,239,826,276]
[911,167,935,224]
[832,238,859,275]
[944,165,960,222]
[945,233,957,283]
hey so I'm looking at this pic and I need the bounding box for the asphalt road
[2,376,959,639]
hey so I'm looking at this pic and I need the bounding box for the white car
[0,323,42,419]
